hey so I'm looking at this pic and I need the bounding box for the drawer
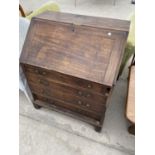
[29,82,106,114]
[33,94,103,120]
[23,64,111,95]
[25,72,108,104]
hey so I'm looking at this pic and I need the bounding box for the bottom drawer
[33,94,104,121]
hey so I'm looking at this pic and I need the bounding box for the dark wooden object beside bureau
[20,11,130,132]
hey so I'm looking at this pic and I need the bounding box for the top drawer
[22,64,111,95]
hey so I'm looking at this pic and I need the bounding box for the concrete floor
[20,78,135,155]
[19,0,135,154]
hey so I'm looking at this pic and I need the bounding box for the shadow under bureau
[20,11,130,132]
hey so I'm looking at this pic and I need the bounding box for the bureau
[20,11,130,132]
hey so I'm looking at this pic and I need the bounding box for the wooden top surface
[20,12,130,86]
[126,66,135,123]
[36,11,130,32]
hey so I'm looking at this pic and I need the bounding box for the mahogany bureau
[20,11,130,132]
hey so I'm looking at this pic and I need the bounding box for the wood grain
[25,72,107,104]
[20,14,129,86]
[34,94,102,120]
[23,64,110,95]
[36,11,130,32]
[20,12,130,131]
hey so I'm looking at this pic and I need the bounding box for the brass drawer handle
[86,103,90,107]
[34,69,47,75]
[78,91,91,98]
[78,91,82,96]
[78,100,82,105]
[87,84,92,88]
[41,71,47,75]
[39,79,49,86]
[34,69,39,73]
[86,93,91,98]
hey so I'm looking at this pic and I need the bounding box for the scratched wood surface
[20,12,129,86]
[20,12,130,131]
[25,71,107,105]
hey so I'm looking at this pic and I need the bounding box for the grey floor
[19,0,135,154]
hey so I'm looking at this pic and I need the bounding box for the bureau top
[20,11,130,86]
[36,11,130,32]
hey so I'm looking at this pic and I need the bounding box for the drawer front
[25,71,107,104]
[23,64,111,95]
[29,82,105,114]
[33,94,103,120]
